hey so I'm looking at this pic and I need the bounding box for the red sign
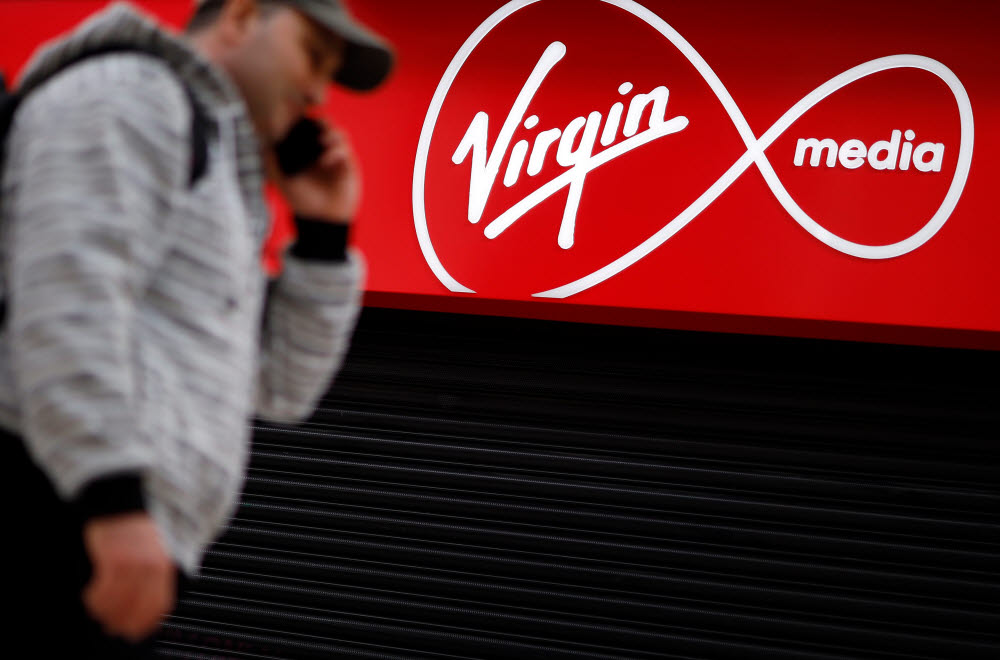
[3,1,998,349]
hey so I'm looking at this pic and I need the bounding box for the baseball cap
[196,0,394,91]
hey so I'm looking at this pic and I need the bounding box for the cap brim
[303,5,394,91]
[336,36,394,91]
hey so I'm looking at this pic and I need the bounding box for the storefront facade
[2,1,997,657]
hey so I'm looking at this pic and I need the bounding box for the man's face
[225,4,345,145]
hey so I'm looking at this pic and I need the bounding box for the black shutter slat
[218,520,999,607]
[265,414,996,485]
[158,619,470,659]
[157,308,1000,659]
[230,497,997,577]
[200,551,996,634]
[171,597,685,660]
[242,457,997,543]
[248,438,998,513]
[174,574,997,660]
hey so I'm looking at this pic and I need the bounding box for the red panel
[3,1,998,349]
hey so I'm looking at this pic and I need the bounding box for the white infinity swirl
[412,0,975,299]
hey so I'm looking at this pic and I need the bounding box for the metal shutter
[156,307,999,659]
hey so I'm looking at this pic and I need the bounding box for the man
[0,0,392,654]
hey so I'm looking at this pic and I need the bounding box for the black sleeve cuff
[290,216,350,262]
[72,473,146,521]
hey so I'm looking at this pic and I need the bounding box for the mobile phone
[275,117,326,176]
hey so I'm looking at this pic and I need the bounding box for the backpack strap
[0,72,19,150]
[183,86,210,188]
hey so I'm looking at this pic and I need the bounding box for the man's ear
[217,0,262,47]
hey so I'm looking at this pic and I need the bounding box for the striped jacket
[0,2,363,572]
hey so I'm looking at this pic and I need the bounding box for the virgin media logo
[413,0,974,299]
[451,41,689,251]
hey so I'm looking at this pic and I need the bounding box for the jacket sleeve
[1,56,191,500]
[253,218,364,424]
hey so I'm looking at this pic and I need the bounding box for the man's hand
[265,119,361,224]
[82,512,176,641]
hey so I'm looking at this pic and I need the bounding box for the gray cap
[197,0,394,91]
